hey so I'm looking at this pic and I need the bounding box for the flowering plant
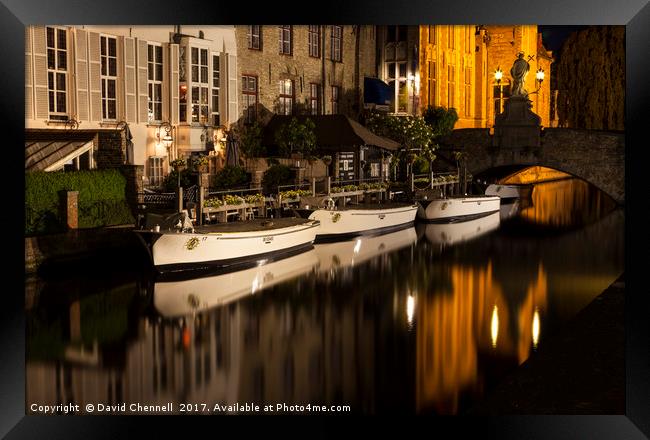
[171,158,186,168]
[244,193,265,204]
[204,198,223,208]
[279,189,312,200]
[223,194,245,205]
[192,154,209,168]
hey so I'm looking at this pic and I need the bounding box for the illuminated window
[190,47,209,124]
[279,79,294,115]
[331,85,340,114]
[310,83,320,115]
[242,75,258,123]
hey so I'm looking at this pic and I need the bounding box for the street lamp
[156,121,174,150]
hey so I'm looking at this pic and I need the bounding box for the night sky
[538,25,589,54]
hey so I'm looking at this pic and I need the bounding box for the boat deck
[334,202,415,210]
[192,217,312,234]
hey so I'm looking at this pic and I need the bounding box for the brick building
[233,25,378,125]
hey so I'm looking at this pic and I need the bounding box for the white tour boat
[135,212,320,274]
[417,195,501,223]
[485,183,533,200]
[297,200,418,242]
[421,211,500,246]
[153,249,319,318]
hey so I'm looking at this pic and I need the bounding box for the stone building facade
[378,25,553,129]
[25,25,238,186]
[233,25,378,126]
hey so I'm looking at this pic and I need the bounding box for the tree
[364,111,434,180]
[275,118,317,158]
[422,106,459,171]
[235,122,265,167]
[261,164,294,194]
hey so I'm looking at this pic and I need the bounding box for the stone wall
[555,26,625,130]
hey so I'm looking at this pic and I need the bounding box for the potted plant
[192,154,209,173]
[321,155,332,177]
[171,157,186,171]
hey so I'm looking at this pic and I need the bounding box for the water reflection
[26,178,623,415]
[420,212,500,248]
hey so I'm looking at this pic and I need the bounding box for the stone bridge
[438,128,625,204]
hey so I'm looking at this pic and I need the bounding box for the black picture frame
[5,0,649,437]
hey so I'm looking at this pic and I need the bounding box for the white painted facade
[25,25,238,184]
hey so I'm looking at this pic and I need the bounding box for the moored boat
[135,213,320,274]
[417,195,501,223]
[297,201,418,242]
[485,183,533,200]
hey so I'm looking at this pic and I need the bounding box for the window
[191,47,209,124]
[330,26,342,62]
[46,26,68,120]
[448,26,455,49]
[279,25,292,55]
[308,25,320,58]
[428,25,436,44]
[101,35,117,120]
[387,25,407,43]
[464,67,471,117]
[149,157,165,187]
[310,83,320,115]
[493,84,511,117]
[386,61,408,113]
[447,65,455,109]
[242,75,258,123]
[428,61,436,106]
[212,54,220,126]
[331,85,340,114]
[278,80,294,115]
[248,25,261,50]
[371,162,380,177]
[147,44,163,122]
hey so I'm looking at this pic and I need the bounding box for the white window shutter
[136,39,149,123]
[162,43,169,122]
[32,26,48,120]
[116,36,124,121]
[25,27,33,120]
[170,43,179,125]
[88,31,102,121]
[123,36,137,123]
[227,54,237,124]
[75,29,89,122]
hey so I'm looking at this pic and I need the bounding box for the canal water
[25,178,624,415]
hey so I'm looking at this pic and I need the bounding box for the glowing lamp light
[536,68,545,83]
[494,67,503,83]
[162,134,173,148]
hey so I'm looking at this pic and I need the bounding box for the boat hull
[135,220,320,273]
[308,204,418,242]
[485,184,532,200]
[417,196,501,222]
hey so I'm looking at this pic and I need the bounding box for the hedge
[25,170,134,236]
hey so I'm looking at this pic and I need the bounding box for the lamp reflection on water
[407,294,416,328]
[532,308,541,349]
[491,304,499,348]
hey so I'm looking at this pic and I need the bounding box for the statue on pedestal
[510,52,530,98]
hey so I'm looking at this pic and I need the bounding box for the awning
[25,130,97,172]
[364,77,392,107]
[262,114,401,152]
